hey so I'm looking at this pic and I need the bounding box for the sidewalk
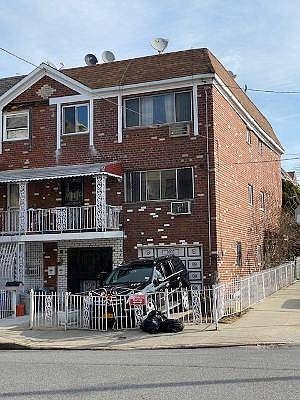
[0,281,299,350]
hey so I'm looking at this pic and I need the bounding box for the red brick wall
[212,86,282,282]
[0,74,282,285]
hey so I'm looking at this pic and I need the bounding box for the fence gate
[0,290,16,319]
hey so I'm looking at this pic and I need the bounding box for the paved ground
[0,281,299,350]
[0,347,299,399]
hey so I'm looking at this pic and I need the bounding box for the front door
[67,247,113,293]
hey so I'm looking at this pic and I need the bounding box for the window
[62,104,89,134]
[4,111,29,141]
[248,184,253,206]
[246,129,251,144]
[258,139,263,155]
[259,191,266,211]
[257,245,263,265]
[125,91,192,127]
[236,241,242,267]
[125,167,193,202]
[61,177,83,206]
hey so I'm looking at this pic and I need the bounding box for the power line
[0,47,39,69]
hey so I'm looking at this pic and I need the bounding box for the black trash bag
[140,310,166,334]
[160,318,184,333]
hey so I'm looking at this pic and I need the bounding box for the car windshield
[104,264,154,285]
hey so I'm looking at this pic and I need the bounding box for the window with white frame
[124,91,192,128]
[259,191,266,211]
[258,138,263,155]
[62,104,89,134]
[125,167,194,202]
[248,184,254,206]
[246,129,251,144]
[4,111,29,141]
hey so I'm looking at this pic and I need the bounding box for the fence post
[212,285,219,331]
[262,272,266,300]
[29,289,34,329]
[64,292,69,331]
[11,290,17,318]
[165,288,170,318]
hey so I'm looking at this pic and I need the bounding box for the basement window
[62,104,89,134]
[3,111,29,141]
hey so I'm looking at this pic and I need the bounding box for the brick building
[0,48,283,292]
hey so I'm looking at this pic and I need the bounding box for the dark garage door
[67,247,113,293]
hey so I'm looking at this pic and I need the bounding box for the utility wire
[0,47,39,69]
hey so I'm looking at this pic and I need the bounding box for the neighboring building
[0,48,283,292]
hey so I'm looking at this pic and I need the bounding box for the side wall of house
[212,86,282,282]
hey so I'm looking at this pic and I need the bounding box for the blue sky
[0,0,299,176]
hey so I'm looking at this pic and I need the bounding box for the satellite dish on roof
[102,50,116,63]
[85,54,98,66]
[151,38,169,54]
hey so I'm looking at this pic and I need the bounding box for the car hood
[100,282,149,296]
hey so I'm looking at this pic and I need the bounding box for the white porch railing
[0,290,16,319]
[0,205,121,235]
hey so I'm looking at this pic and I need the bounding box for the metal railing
[0,290,16,319]
[29,261,298,330]
[0,205,121,235]
[215,261,296,322]
[29,287,217,331]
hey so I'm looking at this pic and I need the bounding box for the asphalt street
[0,346,299,399]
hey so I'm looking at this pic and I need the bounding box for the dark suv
[90,255,190,329]
[103,255,190,295]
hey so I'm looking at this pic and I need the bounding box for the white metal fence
[29,260,298,331]
[215,261,296,323]
[0,290,16,319]
[29,287,217,331]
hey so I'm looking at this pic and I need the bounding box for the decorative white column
[95,174,107,231]
[89,98,94,148]
[56,103,61,158]
[18,181,28,233]
[16,242,26,285]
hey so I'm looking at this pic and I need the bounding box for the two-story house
[0,48,283,293]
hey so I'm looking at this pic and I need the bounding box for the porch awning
[0,162,123,183]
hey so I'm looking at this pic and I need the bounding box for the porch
[0,162,123,237]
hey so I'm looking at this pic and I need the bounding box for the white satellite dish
[102,50,116,63]
[151,38,169,54]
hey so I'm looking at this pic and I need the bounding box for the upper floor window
[246,129,251,145]
[3,111,29,141]
[62,104,89,134]
[248,184,254,206]
[259,191,266,211]
[125,91,192,128]
[125,167,193,202]
[258,138,263,155]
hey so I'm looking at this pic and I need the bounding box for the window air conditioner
[170,201,191,215]
[169,122,191,137]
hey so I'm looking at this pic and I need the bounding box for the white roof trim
[213,75,284,155]
[0,63,92,108]
[0,162,119,183]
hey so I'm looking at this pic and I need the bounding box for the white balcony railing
[0,205,121,235]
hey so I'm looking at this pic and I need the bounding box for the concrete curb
[1,341,299,351]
